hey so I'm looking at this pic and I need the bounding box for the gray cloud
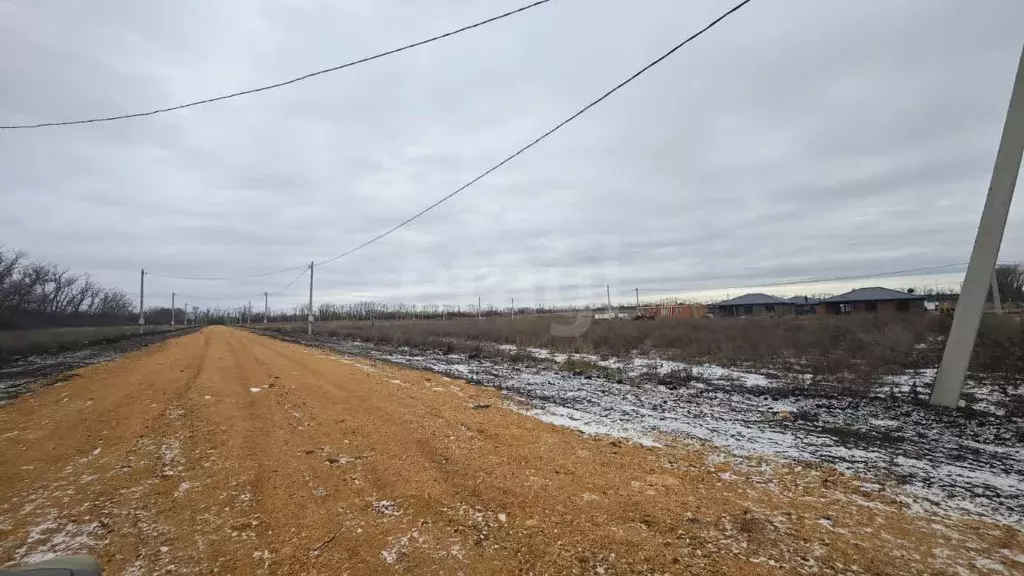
[1,0,1022,310]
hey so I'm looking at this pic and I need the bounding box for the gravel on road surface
[0,327,1020,575]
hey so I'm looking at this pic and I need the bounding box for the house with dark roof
[821,287,925,315]
[783,295,820,316]
[713,293,793,317]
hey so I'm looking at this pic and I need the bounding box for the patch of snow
[519,404,660,447]
[175,481,190,496]
[371,500,400,516]
[15,512,105,564]
[974,557,1007,573]
[249,387,262,392]
[293,335,1024,528]
[160,439,182,477]
[1000,549,1024,563]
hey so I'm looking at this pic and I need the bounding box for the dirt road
[0,327,1020,575]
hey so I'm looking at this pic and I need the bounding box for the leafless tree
[996,265,1024,305]
[0,246,138,328]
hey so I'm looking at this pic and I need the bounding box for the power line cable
[762,261,969,288]
[175,292,254,302]
[174,266,309,302]
[0,0,553,130]
[612,262,972,300]
[313,0,756,267]
[645,262,971,295]
[147,263,307,281]
[268,266,310,295]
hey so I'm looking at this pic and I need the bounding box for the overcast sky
[2,0,1022,310]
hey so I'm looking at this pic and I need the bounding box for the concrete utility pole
[171,292,176,326]
[932,44,1024,408]
[184,302,189,326]
[478,296,482,319]
[247,301,252,325]
[264,292,269,324]
[511,298,515,319]
[635,287,641,317]
[138,269,145,334]
[992,270,1003,314]
[307,261,314,335]
[606,284,613,316]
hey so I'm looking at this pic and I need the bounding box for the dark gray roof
[822,287,925,303]
[714,293,789,306]
[783,296,820,305]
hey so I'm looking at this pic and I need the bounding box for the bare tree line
[0,247,136,329]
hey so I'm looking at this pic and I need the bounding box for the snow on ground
[279,334,1024,528]
[13,512,106,565]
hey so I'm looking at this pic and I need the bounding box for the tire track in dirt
[220,332,486,573]
[0,331,210,570]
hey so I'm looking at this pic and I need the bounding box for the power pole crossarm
[932,43,1024,408]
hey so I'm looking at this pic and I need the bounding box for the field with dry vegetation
[261,313,1024,396]
[0,324,180,361]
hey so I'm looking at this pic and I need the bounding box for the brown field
[0,325,177,361]
[260,313,1024,387]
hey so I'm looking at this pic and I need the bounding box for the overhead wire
[0,0,554,130]
[623,262,970,297]
[147,263,307,281]
[759,261,970,288]
[614,262,967,296]
[313,0,755,267]
[268,266,310,295]
[173,266,308,303]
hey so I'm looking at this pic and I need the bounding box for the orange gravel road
[0,327,1020,575]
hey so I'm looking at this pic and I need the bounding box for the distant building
[783,295,820,316]
[636,303,707,319]
[821,287,925,315]
[713,293,793,317]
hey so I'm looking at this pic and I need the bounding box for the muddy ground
[0,327,197,401]
[256,329,1024,529]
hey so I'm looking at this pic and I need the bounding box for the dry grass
[261,313,1023,394]
[0,325,176,361]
